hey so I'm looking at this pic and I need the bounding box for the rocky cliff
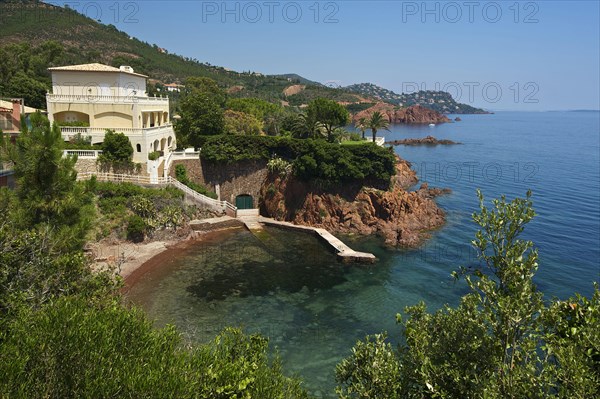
[259,156,449,247]
[353,103,451,124]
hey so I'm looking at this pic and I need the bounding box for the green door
[235,195,253,209]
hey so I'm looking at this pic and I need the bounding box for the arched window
[136,144,141,152]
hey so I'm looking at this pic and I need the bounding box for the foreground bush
[336,191,600,398]
[0,296,310,399]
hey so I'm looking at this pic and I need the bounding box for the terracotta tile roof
[0,100,43,114]
[48,63,147,78]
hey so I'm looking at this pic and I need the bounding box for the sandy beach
[89,237,192,279]
[88,226,246,292]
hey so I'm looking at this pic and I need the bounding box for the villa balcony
[46,93,169,105]
[60,124,175,143]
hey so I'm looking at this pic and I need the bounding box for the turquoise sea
[126,111,600,398]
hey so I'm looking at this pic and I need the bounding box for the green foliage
[200,135,396,186]
[365,111,390,143]
[98,130,134,169]
[336,333,403,399]
[336,191,600,398]
[176,77,226,147]
[148,151,160,160]
[126,214,147,243]
[227,97,283,120]
[65,132,94,149]
[96,182,190,239]
[542,287,600,397]
[289,113,327,140]
[285,86,362,107]
[0,296,309,398]
[93,181,193,240]
[0,112,94,251]
[267,157,293,177]
[0,40,68,109]
[306,98,350,142]
[342,132,364,143]
[354,117,368,140]
[226,98,291,136]
[345,102,377,114]
[0,221,116,331]
[174,164,218,199]
[59,121,90,127]
[224,110,263,135]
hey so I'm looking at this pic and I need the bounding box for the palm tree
[366,111,390,143]
[355,117,368,140]
[291,113,326,139]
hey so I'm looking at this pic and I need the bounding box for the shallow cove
[125,226,467,398]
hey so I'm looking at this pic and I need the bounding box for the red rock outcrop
[353,103,451,124]
[259,156,449,248]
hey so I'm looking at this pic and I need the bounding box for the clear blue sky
[53,1,600,111]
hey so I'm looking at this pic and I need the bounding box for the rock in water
[386,136,460,146]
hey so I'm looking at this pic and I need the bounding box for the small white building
[164,83,185,93]
[46,63,176,163]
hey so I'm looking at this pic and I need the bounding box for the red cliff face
[353,103,451,124]
[259,156,448,248]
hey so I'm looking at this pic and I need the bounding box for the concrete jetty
[256,217,376,264]
[190,212,377,264]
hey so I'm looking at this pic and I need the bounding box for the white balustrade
[47,94,169,104]
[60,124,174,141]
[64,150,103,158]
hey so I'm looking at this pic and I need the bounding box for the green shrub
[0,296,310,399]
[201,135,396,187]
[98,130,134,168]
[126,214,147,242]
[346,132,363,142]
[148,151,160,160]
[63,141,102,150]
[267,157,292,176]
[59,121,90,127]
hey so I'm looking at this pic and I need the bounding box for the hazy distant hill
[345,83,489,114]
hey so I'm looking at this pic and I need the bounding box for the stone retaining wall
[169,159,268,205]
[74,159,148,176]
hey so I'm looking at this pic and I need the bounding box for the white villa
[46,63,175,163]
